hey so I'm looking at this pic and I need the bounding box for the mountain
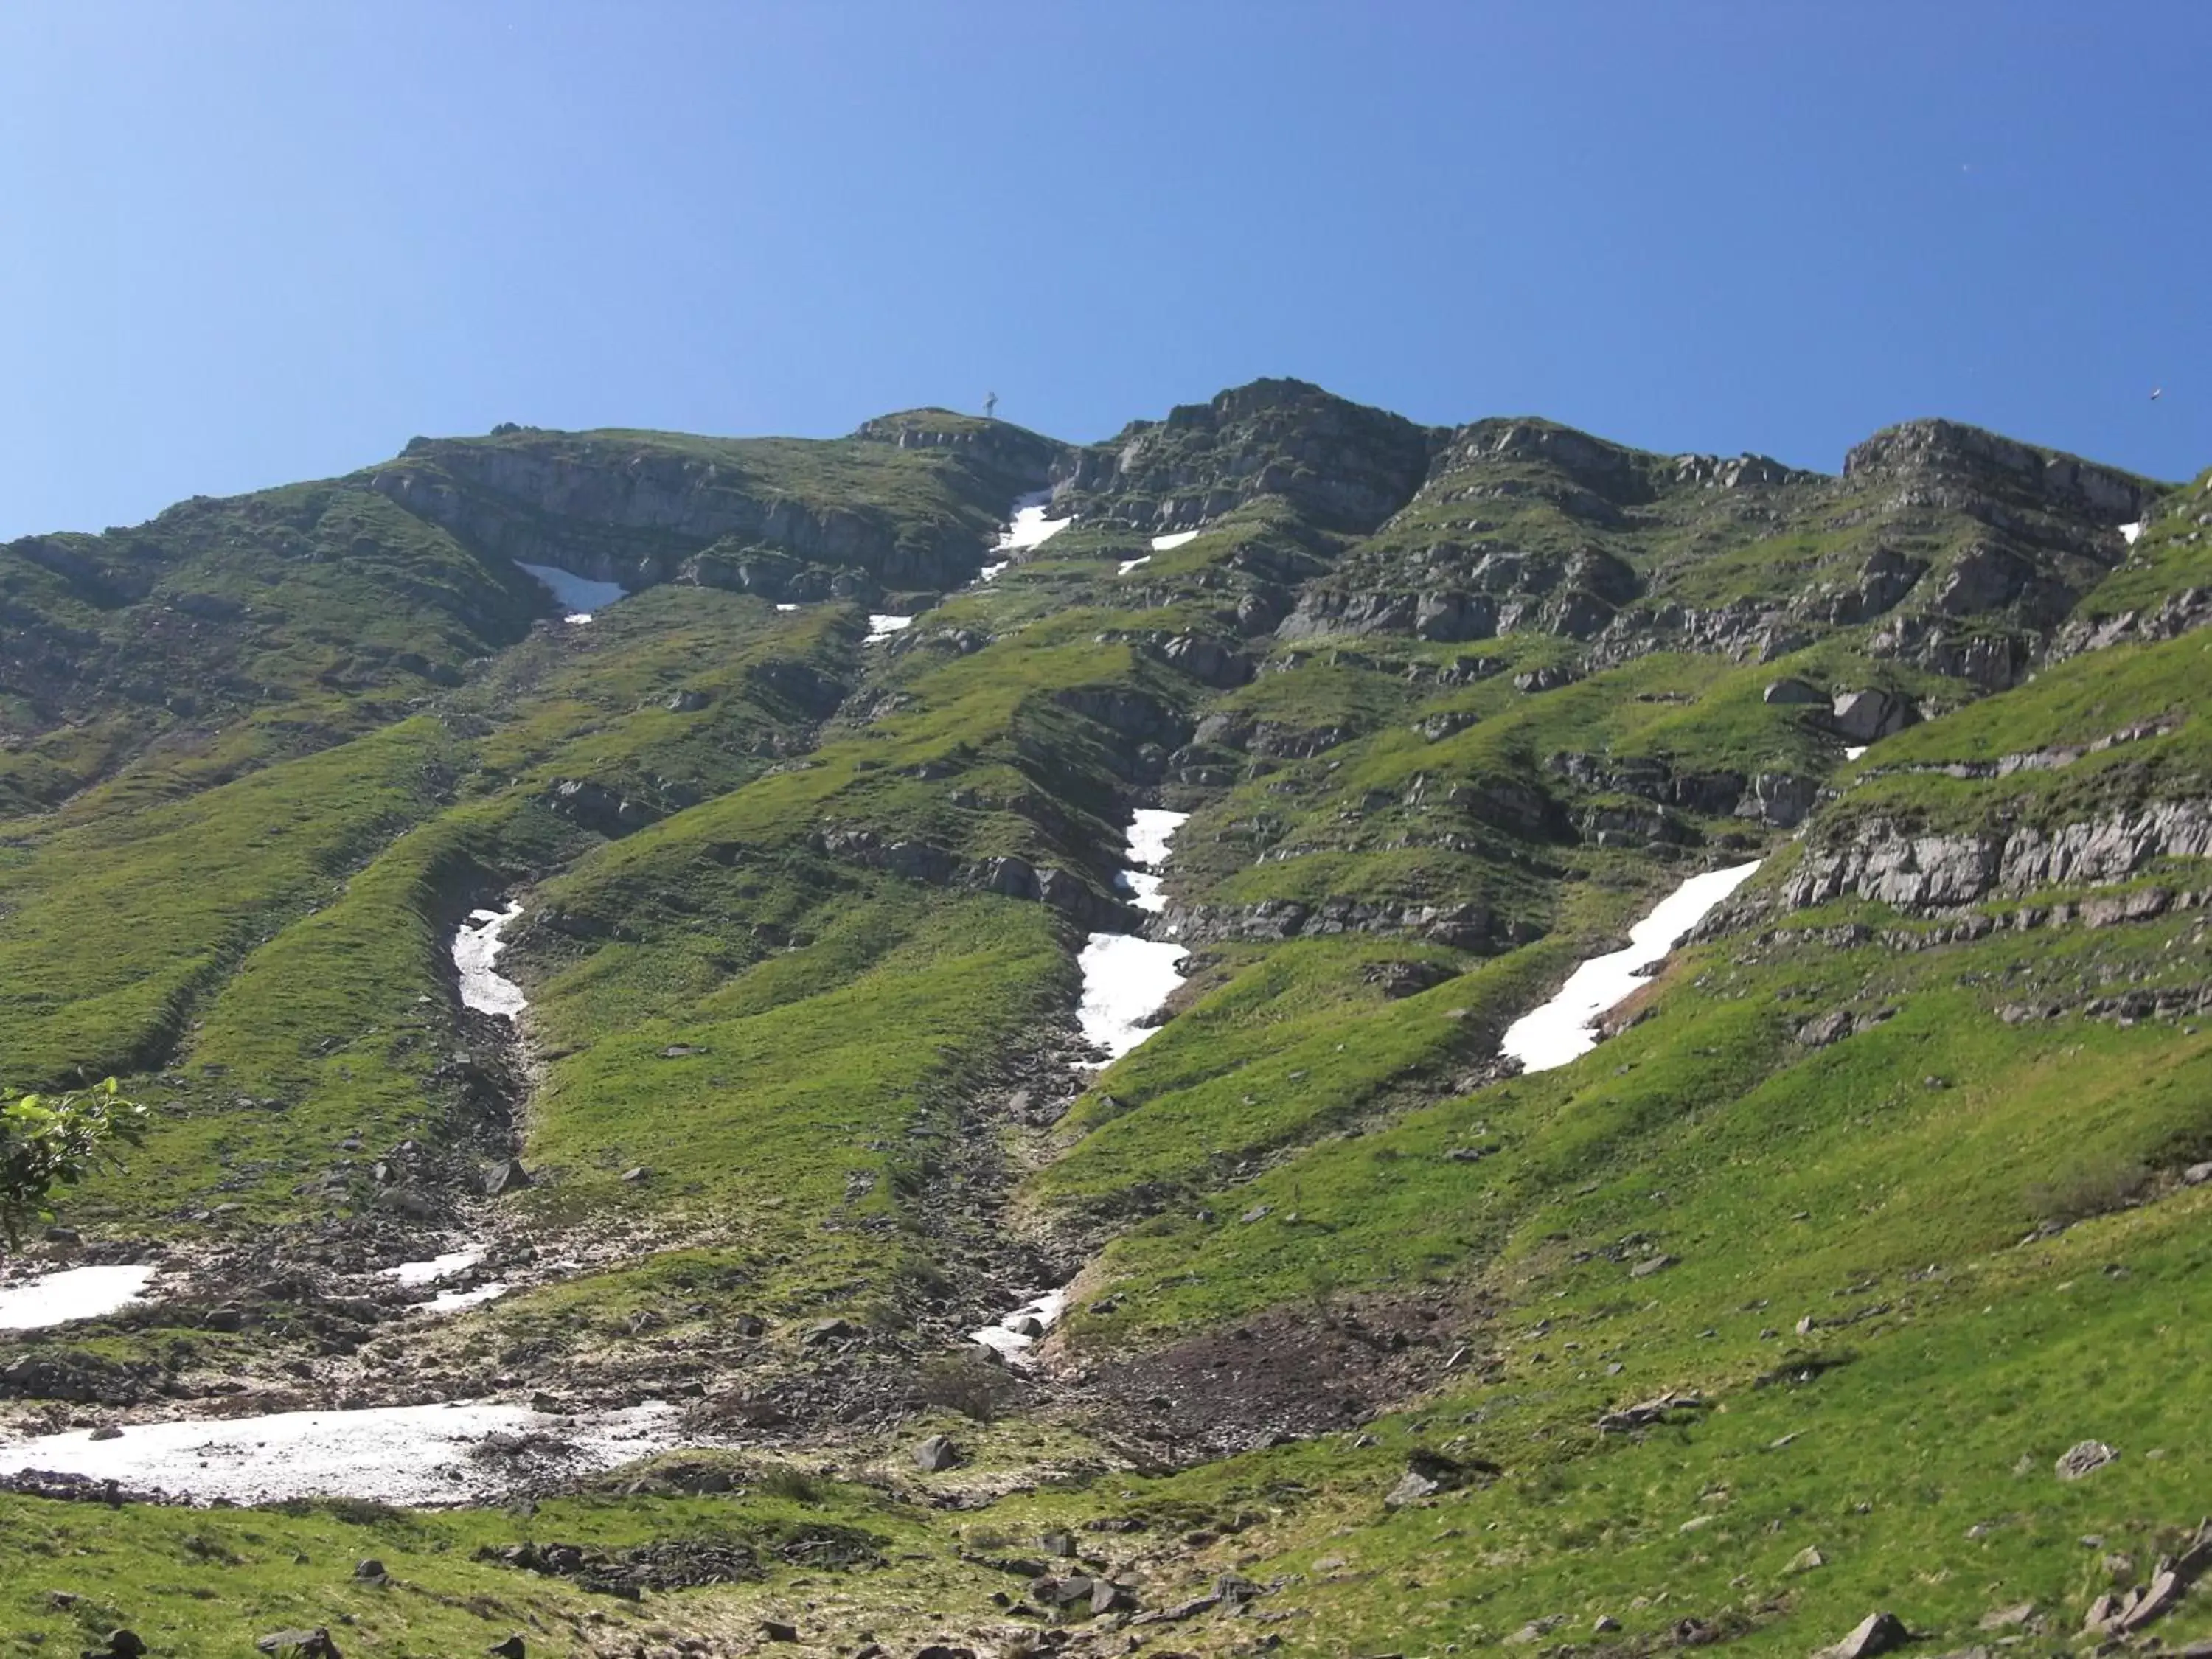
[1,380,2208,1658]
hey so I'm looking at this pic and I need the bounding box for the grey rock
[485,1158,532,1197]
[1825,1610,1908,1659]
[1385,1468,1441,1507]
[913,1433,960,1472]
[1764,677,1826,706]
[256,1631,341,1659]
[1829,688,1913,742]
[2055,1439,2117,1480]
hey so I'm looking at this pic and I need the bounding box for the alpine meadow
[1,381,2209,1659]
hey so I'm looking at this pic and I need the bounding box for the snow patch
[996,490,1072,554]
[1150,529,1200,552]
[1116,555,1151,576]
[2120,521,2146,546]
[1077,936,1188,1060]
[1077,810,1194,1057]
[1116,808,1188,914]
[776,602,800,612]
[1844,745,1869,761]
[865,613,913,644]
[978,561,1010,582]
[970,1286,1071,1360]
[1500,862,1763,1074]
[384,1248,484,1289]
[0,1399,681,1506]
[0,1265,156,1332]
[453,903,526,1019]
[420,1282,509,1315]
[516,562,626,624]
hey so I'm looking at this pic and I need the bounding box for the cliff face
[367,422,1057,597]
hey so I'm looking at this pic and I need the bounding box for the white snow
[1077,810,1194,1058]
[1115,808,1188,914]
[2120,521,2146,546]
[516,562,626,624]
[1077,936,1189,1060]
[0,1399,681,1506]
[1150,529,1201,552]
[453,903,526,1018]
[978,560,1010,582]
[420,1281,509,1315]
[969,1286,1071,1360]
[1499,861,1764,1074]
[384,1248,483,1289]
[996,490,1072,554]
[865,613,914,644]
[1844,745,1869,761]
[1117,555,1151,576]
[0,1265,156,1332]
[776,602,800,611]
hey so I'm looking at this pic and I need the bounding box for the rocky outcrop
[371,431,1010,596]
[545,779,659,838]
[1054,378,1436,535]
[1161,895,1531,951]
[1783,801,2212,910]
[1844,419,2154,524]
[2053,587,2212,658]
[814,829,1133,932]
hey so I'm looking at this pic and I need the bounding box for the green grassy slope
[0,397,2205,1659]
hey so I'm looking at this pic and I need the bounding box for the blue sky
[1,2,2205,538]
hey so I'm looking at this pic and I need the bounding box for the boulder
[1764,677,1826,706]
[913,1434,961,1472]
[1824,1610,1908,1659]
[484,1158,532,1197]
[1829,688,1913,742]
[2055,1440,2117,1481]
[486,1638,527,1659]
[256,1632,341,1659]
[1385,1467,1440,1507]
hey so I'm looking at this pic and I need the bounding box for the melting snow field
[453,904,527,1018]
[0,1265,156,1332]
[0,1401,681,1506]
[1500,862,1763,1074]
[1844,745,1869,762]
[970,1287,1071,1360]
[1117,555,1151,576]
[1150,529,1201,552]
[2120,521,2146,546]
[865,613,914,644]
[1077,810,1192,1060]
[420,1282,509,1315]
[516,561,627,623]
[1077,938,1188,1059]
[998,490,1072,554]
[1115,808,1188,914]
[384,1248,483,1288]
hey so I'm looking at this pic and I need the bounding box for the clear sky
[2,2,2205,539]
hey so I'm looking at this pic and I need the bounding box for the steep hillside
[0,386,2205,1659]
